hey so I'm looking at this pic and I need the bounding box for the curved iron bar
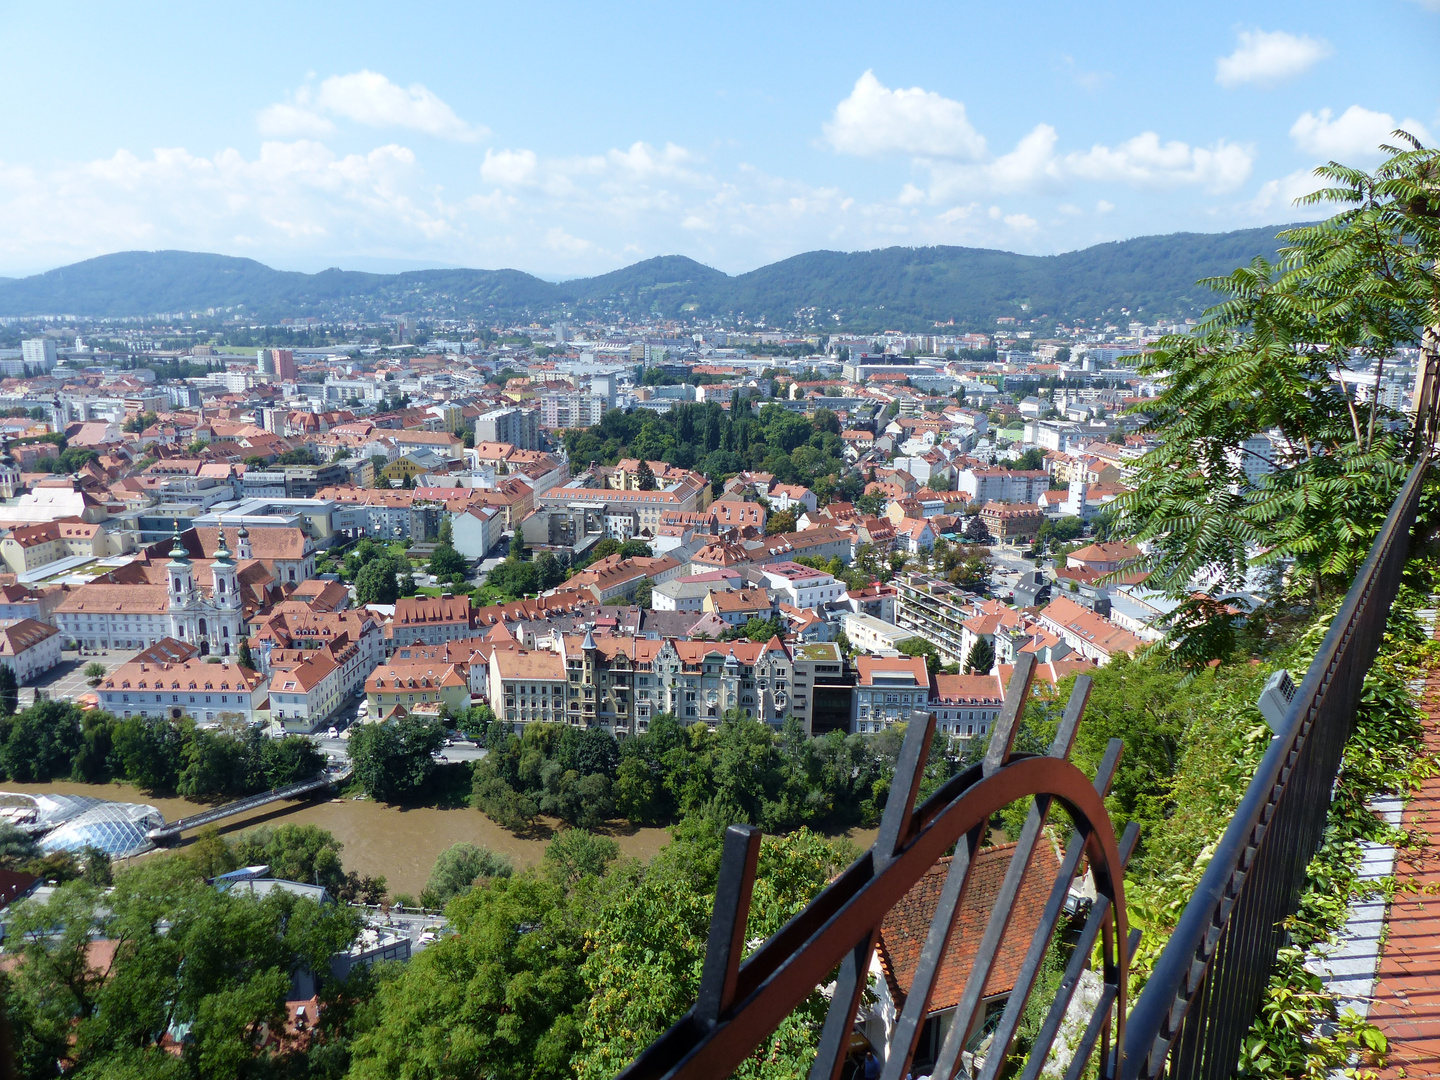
[619,652,1137,1080]
[1122,456,1431,1079]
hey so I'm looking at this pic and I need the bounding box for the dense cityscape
[0,2,1433,1077]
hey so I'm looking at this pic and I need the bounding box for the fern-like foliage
[1117,133,1440,663]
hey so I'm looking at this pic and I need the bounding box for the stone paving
[1368,669,1440,1078]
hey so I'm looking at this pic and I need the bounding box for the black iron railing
[1123,457,1430,1078]
[621,455,1431,1080]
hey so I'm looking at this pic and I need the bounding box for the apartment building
[652,636,793,729]
[854,654,931,733]
[761,561,845,610]
[841,612,915,654]
[1036,595,1144,665]
[386,595,474,652]
[955,467,1049,505]
[567,554,684,604]
[979,502,1045,545]
[268,646,351,733]
[536,471,708,534]
[0,523,65,574]
[490,646,569,728]
[929,672,1004,743]
[0,619,62,684]
[365,660,470,718]
[702,588,776,626]
[894,573,980,665]
[483,629,847,737]
[474,406,539,450]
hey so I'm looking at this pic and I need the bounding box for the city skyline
[0,0,1433,279]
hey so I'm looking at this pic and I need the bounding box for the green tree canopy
[896,636,942,675]
[348,715,447,803]
[428,543,468,580]
[354,556,402,605]
[422,842,514,909]
[348,875,587,1080]
[1117,138,1440,663]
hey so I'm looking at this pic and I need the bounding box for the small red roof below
[876,840,1061,1011]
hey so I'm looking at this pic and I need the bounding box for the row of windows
[107,692,245,706]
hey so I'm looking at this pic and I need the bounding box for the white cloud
[545,227,593,256]
[312,71,484,140]
[256,102,335,138]
[1216,29,1333,88]
[1003,213,1038,231]
[480,148,538,186]
[1065,132,1253,191]
[1057,55,1113,93]
[927,124,1252,199]
[1096,199,1114,213]
[824,70,986,159]
[1290,105,1429,159]
[1243,168,1333,219]
[0,139,457,269]
[259,71,484,141]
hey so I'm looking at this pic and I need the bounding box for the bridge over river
[147,762,353,844]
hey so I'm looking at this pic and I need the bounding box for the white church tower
[166,521,200,647]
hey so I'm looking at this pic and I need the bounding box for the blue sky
[0,0,1434,279]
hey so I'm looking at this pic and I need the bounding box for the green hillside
[0,223,1302,328]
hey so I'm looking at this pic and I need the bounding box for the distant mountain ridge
[0,224,1302,328]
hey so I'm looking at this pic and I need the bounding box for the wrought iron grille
[621,455,1431,1080]
[618,651,1138,1080]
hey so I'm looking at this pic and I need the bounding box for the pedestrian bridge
[147,762,353,843]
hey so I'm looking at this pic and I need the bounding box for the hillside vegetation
[0,223,1299,328]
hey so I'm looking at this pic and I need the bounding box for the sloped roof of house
[101,659,263,694]
[1038,596,1144,659]
[875,840,1062,1011]
[0,618,58,656]
[1066,541,1141,566]
[854,654,928,687]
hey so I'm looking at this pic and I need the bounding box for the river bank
[0,779,671,896]
[1,779,878,896]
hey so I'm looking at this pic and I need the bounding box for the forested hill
[0,223,1300,328]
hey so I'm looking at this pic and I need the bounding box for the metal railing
[146,762,354,843]
[622,455,1431,1080]
[1123,457,1430,1078]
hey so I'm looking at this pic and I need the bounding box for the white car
[326,727,339,740]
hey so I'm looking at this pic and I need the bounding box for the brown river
[3,780,878,897]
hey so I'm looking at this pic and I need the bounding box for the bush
[421,842,514,908]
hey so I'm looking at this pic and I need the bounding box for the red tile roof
[876,841,1062,1010]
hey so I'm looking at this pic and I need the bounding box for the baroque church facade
[54,523,255,655]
